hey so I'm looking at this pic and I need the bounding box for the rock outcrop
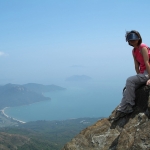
[63,85,150,150]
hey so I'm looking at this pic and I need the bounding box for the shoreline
[0,107,26,124]
[0,100,51,124]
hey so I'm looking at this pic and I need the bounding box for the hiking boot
[124,103,133,114]
[110,111,127,121]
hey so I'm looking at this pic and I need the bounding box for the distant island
[65,75,92,82]
[0,83,66,109]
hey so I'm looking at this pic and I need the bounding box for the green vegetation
[0,83,65,109]
[0,117,102,150]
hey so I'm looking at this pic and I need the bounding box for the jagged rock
[62,85,150,150]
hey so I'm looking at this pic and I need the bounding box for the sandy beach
[0,107,26,124]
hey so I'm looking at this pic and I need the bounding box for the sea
[4,81,124,122]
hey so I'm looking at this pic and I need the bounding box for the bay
[4,82,123,122]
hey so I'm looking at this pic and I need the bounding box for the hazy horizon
[1,1,150,86]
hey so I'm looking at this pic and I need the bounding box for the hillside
[0,84,50,109]
[0,83,65,109]
[0,132,29,150]
[0,117,102,150]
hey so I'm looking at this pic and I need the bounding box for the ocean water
[4,82,123,122]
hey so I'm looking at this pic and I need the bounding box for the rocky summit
[63,85,150,150]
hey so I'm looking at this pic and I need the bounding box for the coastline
[0,100,51,124]
[0,99,51,124]
[0,107,26,124]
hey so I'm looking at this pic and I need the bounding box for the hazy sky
[1,0,150,85]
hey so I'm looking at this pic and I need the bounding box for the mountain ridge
[23,83,66,93]
[0,83,65,109]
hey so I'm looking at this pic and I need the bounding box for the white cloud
[0,51,7,57]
